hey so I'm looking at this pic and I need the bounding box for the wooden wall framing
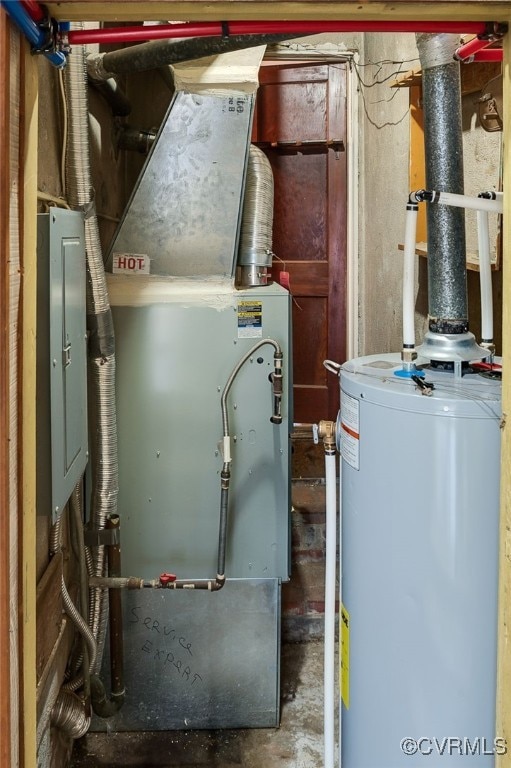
[0,11,38,768]
[0,10,13,765]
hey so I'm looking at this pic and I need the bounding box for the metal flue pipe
[416,33,468,337]
[237,145,275,288]
[87,34,309,79]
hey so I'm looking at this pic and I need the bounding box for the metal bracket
[62,343,71,368]
[85,527,120,547]
[31,13,58,55]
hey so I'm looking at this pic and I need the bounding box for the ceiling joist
[45,1,511,23]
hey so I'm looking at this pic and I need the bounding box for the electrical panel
[36,209,88,522]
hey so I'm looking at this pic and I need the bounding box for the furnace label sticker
[112,253,150,274]
[237,301,262,338]
[341,604,350,709]
[340,390,360,470]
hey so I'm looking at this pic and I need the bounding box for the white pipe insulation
[324,450,337,768]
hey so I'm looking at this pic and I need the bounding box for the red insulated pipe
[68,20,488,46]
[19,0,44,22]
[454,35,495,61]
[469,48,503,62]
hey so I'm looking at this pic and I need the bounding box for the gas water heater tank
[340,353,501,768]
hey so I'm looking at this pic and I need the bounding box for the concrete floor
[72,640,337,768]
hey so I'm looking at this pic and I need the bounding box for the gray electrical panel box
[36,209,88,521]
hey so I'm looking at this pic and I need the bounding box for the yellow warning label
[341,604,350,709]
[237,300,262,338]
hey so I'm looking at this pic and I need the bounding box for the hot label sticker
[112,253,150,274]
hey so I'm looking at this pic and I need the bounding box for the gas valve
[159,572,177,587]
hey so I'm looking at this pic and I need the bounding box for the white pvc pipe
[324,450,337,768]
[403,206,418,349]
[477,209,493,342]
[338,455,343,768]
[435,191,503,214]
[346,54,360,361]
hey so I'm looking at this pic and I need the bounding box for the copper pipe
[106,515,124,699]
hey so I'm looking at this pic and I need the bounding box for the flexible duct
[65,28,119,676]
[237,145,275,288]
[86,34,304,80]
[416,33,468,336]
[51,692,90,739]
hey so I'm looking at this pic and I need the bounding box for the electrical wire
[351,56,420,129]
[37,191,70,209]
[58,68,68,198]
[353,56,420,86]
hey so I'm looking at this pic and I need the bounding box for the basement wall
[357,32,419,354]
[358,33,503,356]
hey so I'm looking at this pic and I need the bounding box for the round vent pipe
[236,145,275,288]
[415,34,487,365]
[416,33,468,337]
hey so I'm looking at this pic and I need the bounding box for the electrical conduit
[49,492,96,738]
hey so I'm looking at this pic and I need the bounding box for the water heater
[339,353,501,767]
